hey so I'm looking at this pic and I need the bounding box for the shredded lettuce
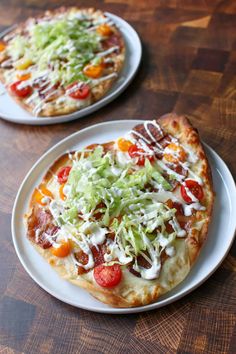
[62,146,179,259]
[6,12,102,85]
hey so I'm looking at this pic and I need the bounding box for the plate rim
[0,12,142,125]
[11,119,236,314]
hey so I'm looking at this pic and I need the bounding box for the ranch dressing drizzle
[39,83,56,95]
[97,46,119,57]
[66,82,85,95]
[138,139,155,155]
[130,121,164,153]
[158,160,185,182]
[169,217,186,237]
[182,181,199,202]
[75,234,95,270]
[1,59,13,68]
[130,130,150,144]
[143,121,164,149]
[136,232,161,280]
[88,19,114,31]
[183,202,206,217]
[186,169,203,185]
[91,72,118,86]
[165,245,175,257]
[25,92,39,105]
[33,101,45,116]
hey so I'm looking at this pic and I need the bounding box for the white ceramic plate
[11,120,236,314]
[0,13,141,125]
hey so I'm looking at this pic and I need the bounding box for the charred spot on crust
[172,120,179,129]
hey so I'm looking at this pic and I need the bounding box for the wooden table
[0,1,236,353]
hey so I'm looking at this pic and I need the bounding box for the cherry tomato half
[96,24,113,36]
[67,82,90,99]
[94,264,122,288]
[16,72,31,81]
[57,166,72,184]
[128,144,154,166]
[83,64,103,79]
[163,143,187,164]
[181,180,204,204]
[51,240,71,258]
[117,138,133,152]
[0,41,6,52]
[10,81,32,98]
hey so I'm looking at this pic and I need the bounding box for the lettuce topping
[6,12,103,85]
[58,146,181,272]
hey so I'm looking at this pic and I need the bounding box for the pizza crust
[159,113,214,264]
[26,114,214,307]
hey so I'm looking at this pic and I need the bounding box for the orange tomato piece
[163,143,186,164]
[16,72,31,81]
[117,138,133,152]
[51,240,71,258]
[0,41,6,52]
[33,185,54,205]
[83,64,103,78]
[96,24,113,36]
[59,183,66,200]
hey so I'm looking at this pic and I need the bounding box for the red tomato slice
[94,264,122,288]
[181,180,204,203]
[10,81,32,98]
[128,144,154,166]
[57,166,72,184]
[67,82,90,99]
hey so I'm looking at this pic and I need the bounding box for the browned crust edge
[158,113,214,265]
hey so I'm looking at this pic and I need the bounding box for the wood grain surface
[0,1,236,353]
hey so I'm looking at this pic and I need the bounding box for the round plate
[0,13,141,125]
[11,120,236,314]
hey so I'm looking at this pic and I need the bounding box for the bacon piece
[92,245,105,267]
[75,250,89,275]
[166,200,184,216]
[163,162,188,191]
[128,252,152,278]
[27,205,58,249]
[131,121,165,145]
[161,251,169,263]
[102,34,123,51]
[177,215,192,234]
[137,254,151,269]
[128,264,141,278]
[158,135,172,148]
[75,244,106,275]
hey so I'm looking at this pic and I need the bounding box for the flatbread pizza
[25,114,214,307]
[0,7,125,117]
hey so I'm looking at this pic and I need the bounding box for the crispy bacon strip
[27,205,58,249]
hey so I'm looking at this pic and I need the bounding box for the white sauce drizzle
[169,218,186,237]
[158,160,185,182]
[165,245,176,257]
[143,121,163,149]
[97,46,119,57]
[182,181,199,202]
[183,202,206,216]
